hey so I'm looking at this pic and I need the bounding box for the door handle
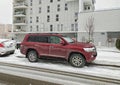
[35,44,39,47]
[50,46,54,48]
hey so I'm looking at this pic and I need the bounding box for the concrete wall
[78,9,120,32]
[78,8,120,46]
[77,32,107,46]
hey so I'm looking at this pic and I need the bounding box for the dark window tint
[50,0,53,3]
[28,35,48,43]
[50,36,61,44]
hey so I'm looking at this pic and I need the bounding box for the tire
[10,51,15,54]
[69,54,86,67]
[27,50,38,62]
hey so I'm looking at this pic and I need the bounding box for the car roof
[27,33,63,37]
[0,39,9,42]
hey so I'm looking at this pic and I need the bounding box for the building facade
[13,0,95,41]
[0,24,12,39]
[78,9,120,46]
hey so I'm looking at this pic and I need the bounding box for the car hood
[69,42,95,48]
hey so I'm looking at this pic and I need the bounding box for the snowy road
[0,47,120,85]
[0,62,120,85]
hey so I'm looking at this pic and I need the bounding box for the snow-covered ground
[95,47,120,66]
[0,47,120,80]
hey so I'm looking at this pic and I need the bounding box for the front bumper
[86,52,97,63]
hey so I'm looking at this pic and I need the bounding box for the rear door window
[28,35,49,43]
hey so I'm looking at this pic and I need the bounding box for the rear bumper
[0,47,15,55]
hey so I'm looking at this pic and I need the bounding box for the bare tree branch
[85,16,95,42]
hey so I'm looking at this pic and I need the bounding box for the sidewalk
[94,47,120,66]
[97,46,120,53]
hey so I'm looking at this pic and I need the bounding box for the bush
[116,38,120,50]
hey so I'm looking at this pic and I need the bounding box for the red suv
[20,33,97,67]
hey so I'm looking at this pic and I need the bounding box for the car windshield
[62,36,74,43]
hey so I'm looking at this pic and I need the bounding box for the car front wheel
[27,50,38,62]
[69,54,86,67]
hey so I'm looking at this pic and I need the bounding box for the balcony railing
[14,29,26,32]
[14,11,26,16]
[14,20,27,25]
[14,2,27,8]
[14,20,25,23]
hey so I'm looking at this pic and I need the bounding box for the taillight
[0,43,4,48]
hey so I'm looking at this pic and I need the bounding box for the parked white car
[0,39,16,56]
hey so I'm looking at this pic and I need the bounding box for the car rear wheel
[69,54,86,67]
[10,50,15,54]
[27,50,38,62]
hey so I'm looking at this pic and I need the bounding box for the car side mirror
[60,41,66,45]
[72,38,77,42]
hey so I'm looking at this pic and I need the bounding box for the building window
[84,4,91,10]
[57,4,60,12]
[58,0,60,1]
[30,8,32,14]
[47,6,50,13]
[30,26,32,31]
[101,32,105,35]
[39,7,41,13]
[50,25,53,31]
[36,25,39,31]
[71,24,74,31]
[75,23,78,31]
[56,14,59,21]
[50,0,53,3]
[61,24,63,31]
[75,12,78,17]
[36,16,39,23]
[88,6,90,10]
[57,24,60,31]
[65,3,68,11]
[47,15,50,22]
[30,0,33,6]
[30,2,32,6]
[39,0,42,4]
[30,17,32,23]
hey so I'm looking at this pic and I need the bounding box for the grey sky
[0,0,120,24]
[95,0,120,10]
[0,0,12,24]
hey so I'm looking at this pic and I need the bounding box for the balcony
[14,2,28,9]
[14,20,27,25]
[14,29,26,32]
[13,25,27,33]
[14,11,26,17]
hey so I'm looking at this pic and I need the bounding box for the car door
[49,36,67,58]
[27,35,50,56]
[36,35,50,56]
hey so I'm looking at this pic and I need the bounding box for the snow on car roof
[0,39,9,42]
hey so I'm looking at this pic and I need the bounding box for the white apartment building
[13,0,95,41]
[0,24,12,39]
[78,9,120,46]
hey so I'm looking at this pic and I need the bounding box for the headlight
[83,47,96,52]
